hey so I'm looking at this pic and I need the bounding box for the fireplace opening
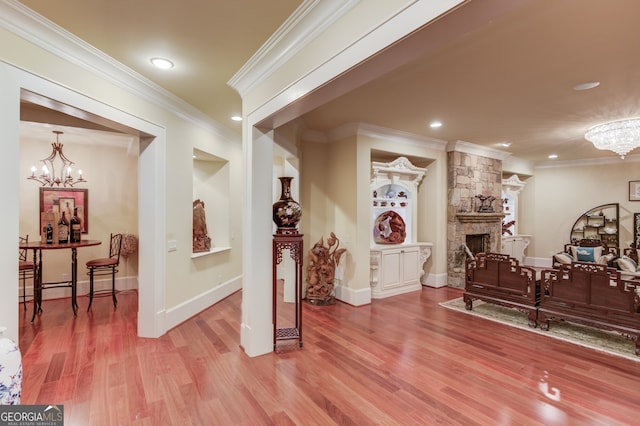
[466,234,489,256]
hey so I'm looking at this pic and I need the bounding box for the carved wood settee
[552,239,617,268]
[539,261,640,356]
[618,245,640,279]
[464,253,539,327]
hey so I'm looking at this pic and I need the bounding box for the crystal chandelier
[27,130,87,187]
[584,118,640,159]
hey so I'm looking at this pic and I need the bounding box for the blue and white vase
[0,327,22,405]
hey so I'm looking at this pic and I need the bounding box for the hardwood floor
[19,287,640,425]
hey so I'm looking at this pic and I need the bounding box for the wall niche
[192,148,231,257]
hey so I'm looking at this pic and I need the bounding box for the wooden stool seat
[86,233,122,311]
[86,257,118,268]
[19,235,35,310]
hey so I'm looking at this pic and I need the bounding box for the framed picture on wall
[39,187,88,233]
[630,181,640,201]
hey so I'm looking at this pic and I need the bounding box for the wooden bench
[539,261,640,356]
[464,252,539,327]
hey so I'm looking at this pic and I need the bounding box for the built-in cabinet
[369,157,432,298]
[370,243,432,298]
[501,235,532,264]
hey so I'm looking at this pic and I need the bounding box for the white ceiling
[17,0,640,165]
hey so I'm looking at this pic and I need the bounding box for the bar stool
[19,235,35,310]
[86,233,123,311]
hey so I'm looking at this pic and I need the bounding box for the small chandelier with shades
[28,130,86,187]
[584,118,640,159]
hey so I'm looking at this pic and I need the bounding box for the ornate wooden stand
[272,232,303,349]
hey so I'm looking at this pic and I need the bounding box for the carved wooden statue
[193,199,211,252]
[305,232,346,305]
[475,194,496,213]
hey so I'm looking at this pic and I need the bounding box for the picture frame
[630,181,640,201]
[39,188,88,233]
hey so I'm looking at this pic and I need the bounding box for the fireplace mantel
[456,212,505,223]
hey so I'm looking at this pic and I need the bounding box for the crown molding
[354,123,448,152]
[534,152,640,169]
[228,0,359,98]
[302,122,448,152]
[447,140,511,161]
[301,129,328,143]
[0,0,239,144]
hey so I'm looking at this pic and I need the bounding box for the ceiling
[17,0,640,165]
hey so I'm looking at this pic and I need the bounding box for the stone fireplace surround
[447,149,505,288]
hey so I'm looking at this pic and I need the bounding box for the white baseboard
[421,272,448,288]
[163,275,242,331]
[20,274,243,334]
[372,283,422,299]
[333,284,371,306]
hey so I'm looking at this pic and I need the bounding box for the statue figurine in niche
[305,232,346,305]
[373,210,406,244]
[193,199,211,253]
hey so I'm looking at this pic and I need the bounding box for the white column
[240,125,275,357]
[0,64,20,343]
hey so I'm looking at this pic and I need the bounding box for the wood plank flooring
[18,287,640,425]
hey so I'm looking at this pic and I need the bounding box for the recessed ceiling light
[548,154,558,159]
[231,115,242,122]
[500,142,512,148]
[573,81,600,91]
[150,57,174,69]
[429,121,442,128]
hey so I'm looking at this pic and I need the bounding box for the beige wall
[326,136,360,287]
[300,137,361,288]
[519,161,639,263]
[19,133,139,293]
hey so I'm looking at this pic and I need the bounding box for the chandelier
[27,130,86,187]
[584,118,640,159]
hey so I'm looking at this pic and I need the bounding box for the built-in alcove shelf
[370,156,433,298]
[193,148,230,255]
[191,246,231,259]
[456,212,505,223]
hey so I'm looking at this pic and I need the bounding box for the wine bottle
[45,223,53,244]
[70,208,82,243]
[58,211,69,243]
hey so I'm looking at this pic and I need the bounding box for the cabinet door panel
[402,248,420,283]
[381,250,402,289]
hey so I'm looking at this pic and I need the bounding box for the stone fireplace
[466,233,489,255]
[447,148,505,288]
